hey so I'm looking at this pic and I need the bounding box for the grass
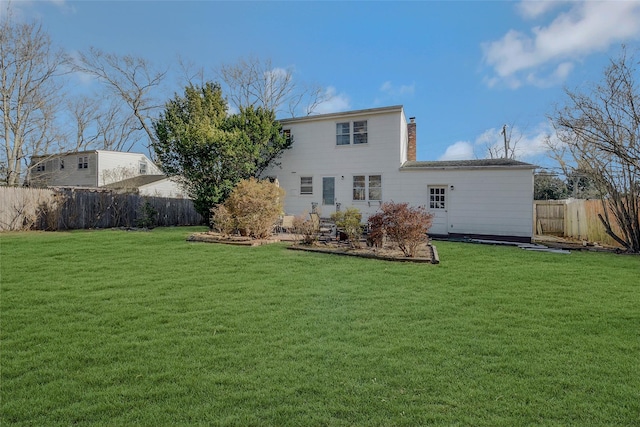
[1,227,639,426]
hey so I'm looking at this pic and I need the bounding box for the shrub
[292,212,317,245]
[224,178,285,239]
[331,207,363,248]
[367,202,434,257]
[210,204,235,236]
[136,200,158,229]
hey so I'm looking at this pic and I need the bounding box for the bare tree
[485,123,524,159]
[65,94,142,152]
[0,9,67,185]
[217,56,330,117]
[66,95,100,152]
[551,46,640,252]
[72,47,168,152]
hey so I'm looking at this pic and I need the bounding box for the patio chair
[280,215,295,233]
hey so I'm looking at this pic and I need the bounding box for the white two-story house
[29,150,187,198]
[263,105,535,242]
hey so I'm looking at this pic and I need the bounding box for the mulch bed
[188,232,439,264]
[288,241,439,264]
[187,232,283,246]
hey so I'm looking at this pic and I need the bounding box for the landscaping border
[287,244,439,264]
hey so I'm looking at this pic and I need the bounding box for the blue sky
[6,0,640,166]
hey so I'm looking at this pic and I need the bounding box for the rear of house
[264,105,535,242]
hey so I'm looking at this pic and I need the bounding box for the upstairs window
[78,156,88,169]
[353,120,368,144]
[300,176,313,195]
[336,120,368,145]
[336,122,350,145]
[60,159,64,170]
[35,163,45,172]
[139,161,147,175]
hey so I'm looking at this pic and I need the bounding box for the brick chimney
[407,117,416,161]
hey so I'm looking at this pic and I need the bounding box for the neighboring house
[29,150,186,198]
[263,105,535,242]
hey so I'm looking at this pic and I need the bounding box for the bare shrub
[224,178,285,239]
[36,191,67,230]
[368,202,434,257]
[292,212,317,245]
[210,204,235,236]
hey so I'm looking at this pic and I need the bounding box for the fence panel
[534,199,632,247]
[534,200,565,235]
[1,187,203,231]
[0,187,55,231]
[565,199,588,240]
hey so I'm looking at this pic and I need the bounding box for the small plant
[136,200,158,229]
[210,204,235,236]
[331,207,363,248]
[292,212,318,245]
[368,202,433,257]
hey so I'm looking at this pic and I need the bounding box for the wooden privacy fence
[1,187,203,231]
[534,199,630,247]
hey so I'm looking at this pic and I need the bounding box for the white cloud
[478,123,553,159]
[439,141,475,161]
[526,61,574,87]
[440,121,555,162]
[312,86,350,114]
[65,51,96,86]
[517,0,567,19]
[380,81,415,97]
[483,1,640,87]
[1,0,75,18]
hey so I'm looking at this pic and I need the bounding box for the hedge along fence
[534,198,634,247]
[0,187,203,231]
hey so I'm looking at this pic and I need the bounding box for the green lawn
[1,227,638,426]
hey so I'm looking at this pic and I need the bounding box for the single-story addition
[262,105,536,242]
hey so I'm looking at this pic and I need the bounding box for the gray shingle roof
[401,159,535,169]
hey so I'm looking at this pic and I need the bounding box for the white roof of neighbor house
[104,175,168,189]
[279,105,404,124]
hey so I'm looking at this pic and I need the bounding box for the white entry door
[428,186,448,236]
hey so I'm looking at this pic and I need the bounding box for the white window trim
[429,186,447,210]
[336,120,368,146]
[352,174,382,202]
[300,176,313,195]
[78,156,88,169]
